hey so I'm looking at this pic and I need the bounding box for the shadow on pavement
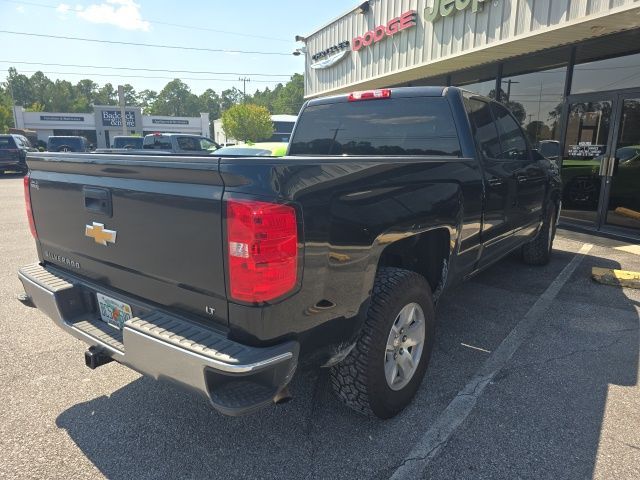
[55,246,639,480]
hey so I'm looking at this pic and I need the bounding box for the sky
[0,0,353,95]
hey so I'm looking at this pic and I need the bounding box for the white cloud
[16,5,25,13]
[57,0,151,31]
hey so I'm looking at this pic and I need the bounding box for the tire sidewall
[366,275,435,418]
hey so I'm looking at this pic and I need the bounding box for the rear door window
[465,98,502,159]
[490,103,530,161]
[290,96,461,156]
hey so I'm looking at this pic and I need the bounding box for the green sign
[424,0,487,22]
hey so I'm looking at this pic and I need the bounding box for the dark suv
[46,136,91,152]
[0,134,35,174]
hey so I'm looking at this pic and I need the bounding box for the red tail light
[226,199,298,303]
[23,175,37,238]
[348,89,391,102]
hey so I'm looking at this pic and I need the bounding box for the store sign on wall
[39,115,84,122]
[424,0,487,22]
[352,10,418,52]
[101,110,135,128]
[310,41,351,69]
[152,119,190,125]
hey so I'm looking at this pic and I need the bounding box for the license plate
[96,292,132,329]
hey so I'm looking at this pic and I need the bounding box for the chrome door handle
[606,157,617,177]
[598,156,611,177]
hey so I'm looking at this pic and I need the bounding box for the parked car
[46,136,91,152]
[111,136,143,149]
[19,87,561,419]
[0,134,36,174]
[142,133,219,153]
[214,142,288,157]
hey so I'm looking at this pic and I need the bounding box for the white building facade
[12,105,210,148]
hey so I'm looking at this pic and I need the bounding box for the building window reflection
[572,52,640,94]
[500,66,567,146]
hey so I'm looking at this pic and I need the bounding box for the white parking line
[389,243,594,480]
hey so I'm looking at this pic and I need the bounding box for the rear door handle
[83,187,112,217]
[487,177,504,187]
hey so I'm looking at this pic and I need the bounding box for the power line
[0,0,291,43]
[13,70,285,83]
[0,60,293,78]
[0,30,292,56]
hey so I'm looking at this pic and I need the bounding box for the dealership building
[12,105,210,149]
[300,0,640,237]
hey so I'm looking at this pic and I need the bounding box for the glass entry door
[561,90,640,236]
[604,95,640,230]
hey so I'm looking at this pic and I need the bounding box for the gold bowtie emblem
[85,222,117,246]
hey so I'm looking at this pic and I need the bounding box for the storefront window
[500,66,567,146]
[457,79,495,98]
[572,52,640,94]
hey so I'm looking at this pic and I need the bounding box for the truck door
[465,97,520,266]
[490,102,547,235]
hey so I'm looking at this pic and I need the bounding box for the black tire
[522,203,557,266]
[330,267,435,418]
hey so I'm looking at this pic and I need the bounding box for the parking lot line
[389,243,594,480]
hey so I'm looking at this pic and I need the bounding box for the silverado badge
[85,222,117,246]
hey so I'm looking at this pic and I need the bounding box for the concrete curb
[592,267,640,289]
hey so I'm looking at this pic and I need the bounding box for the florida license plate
[96,292,132,329]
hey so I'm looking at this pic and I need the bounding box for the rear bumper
[18,263,299,416]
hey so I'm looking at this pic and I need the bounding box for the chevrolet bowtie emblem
[85,222,117,246]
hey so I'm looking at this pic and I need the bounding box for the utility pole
[117,85,127,136]
[239,77,250,102]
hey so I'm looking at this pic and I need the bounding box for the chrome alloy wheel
[384,302,426,391]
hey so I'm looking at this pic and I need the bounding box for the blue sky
[0,0,352,95]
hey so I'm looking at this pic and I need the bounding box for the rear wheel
[522,203,557,266]
[330,267,435,418]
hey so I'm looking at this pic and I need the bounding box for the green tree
[94,83,117,106]
[151,79,200,116]
[5,68,32,106]
[272,73,304,114]
[0,89,13,133]
[220,87,243,112]
[137,89,158,113]
[221,104,273,142]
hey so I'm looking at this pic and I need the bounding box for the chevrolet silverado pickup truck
[18,87,561,418]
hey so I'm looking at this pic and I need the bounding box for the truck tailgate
[26,153,228,327]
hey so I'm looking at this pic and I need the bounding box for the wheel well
[377,229,451,293]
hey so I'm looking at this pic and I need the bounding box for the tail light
[348,89,391,102]
[23,175,37,238]
[226,199,298,303]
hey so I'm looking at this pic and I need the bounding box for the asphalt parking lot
[1,173,639,479]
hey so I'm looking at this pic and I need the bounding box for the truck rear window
[289,97,461,156]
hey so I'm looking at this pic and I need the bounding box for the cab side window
[490,103,529,161]
[465,97,501,159]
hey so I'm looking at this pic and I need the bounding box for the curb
[592,267,640,289]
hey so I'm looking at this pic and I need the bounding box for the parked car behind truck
[0,134,35,174]
[19,87,561,419]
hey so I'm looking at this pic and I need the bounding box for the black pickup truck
[19,87,561,418]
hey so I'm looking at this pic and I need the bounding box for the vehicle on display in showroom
[46,136,92,153]
[561,145,640,209]
[214,142,288,157]
[142,132,219,153]
[111,136,144,149]
[0,134,36,174]
[19,86,561,418]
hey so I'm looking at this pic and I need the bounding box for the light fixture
[292,47,307,56]
[295,35,306,42]
[355,1,370,14]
